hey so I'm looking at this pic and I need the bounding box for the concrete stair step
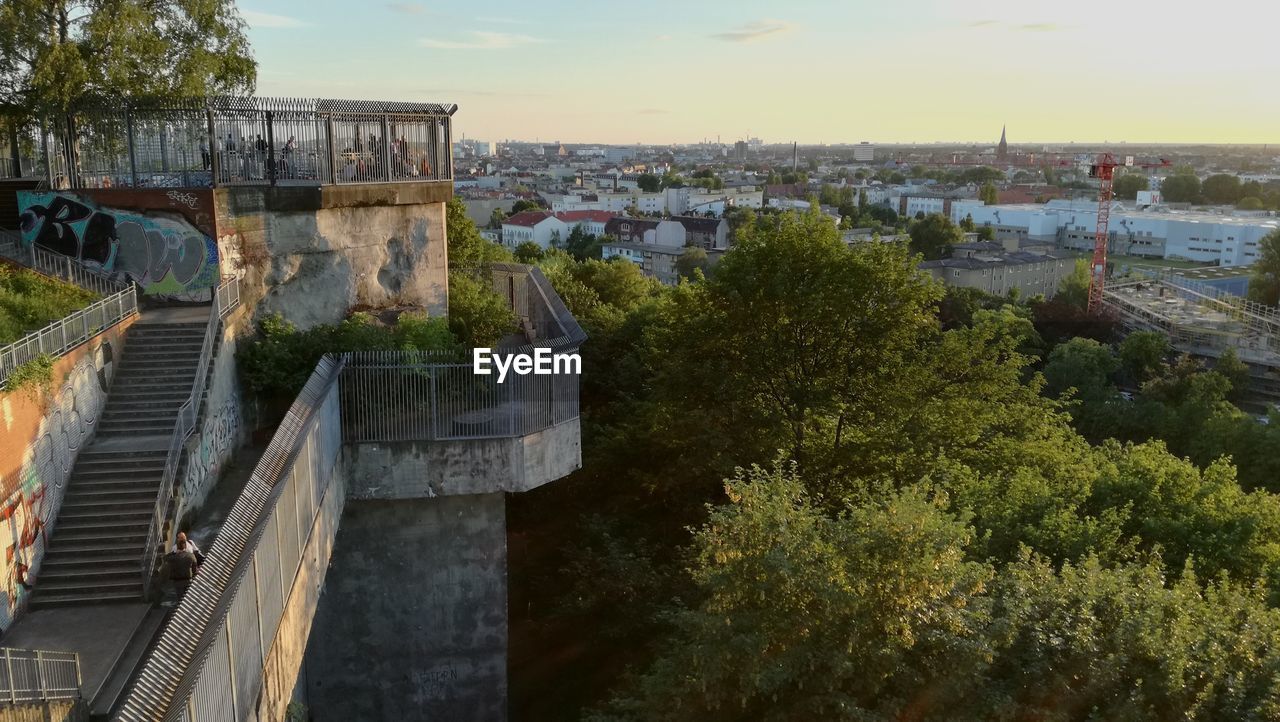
[107,386,193,399]
[100,395,190,409]
[99,409,179,423]
[58,510,153,526]
[73,458,167,473]
[38,563,140,585]
[45,536,147,555]
[65,482,161,498]
[30,589,141,609]
[117,352,203,363]
[41,554,139,572]
[54,517,152,536]
[112,368,197,379]
[61,495,158,513]
[93,422,180,436]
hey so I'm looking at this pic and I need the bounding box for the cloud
[1016,22,1061,32]
[240,9,308,28]
[475,15,522,24]
[638,109,668,115]
[711,19,794,43]
[419,31,545,49]
[387,2,426,13]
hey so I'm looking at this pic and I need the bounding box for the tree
[863,204,897,225]
[1214,347,1250,399]
[636,173,661,193]
[1113,173,1149,200]
[674,246,708,280]
[0,0,256,116]
[1056,258,1091,309]
[488,207,507,229]
[908,213,963,261]
[976,225,996,241]
[1118,331,1170,384]
[1248,228,1280,306]
[1238,196,1265,210]
[1202,174,1243,205]
[959,213,975,232]
[1160,172,1201,204]
[446,197,512,269]
[979,181,999,205]
[511,198,543,214]
[1042,337,1118,400]
[563,225,602,261]
[513,241,544,263]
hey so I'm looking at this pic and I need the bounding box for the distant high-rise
[997,125,1008,161]
[854,142,875,162]
[734,140,748,161]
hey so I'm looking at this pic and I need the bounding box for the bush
[0,265,98,344]
[4,353,55,396]
[447,272,519,348]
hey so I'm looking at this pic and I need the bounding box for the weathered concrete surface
[0,700,87,722]
[214,187,449,329]
[344,419,581,500]
[301,494,508,721]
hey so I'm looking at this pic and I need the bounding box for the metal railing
[0,232,129,297]
[0,285,138,389]
[24,97,455,190]
[0,648,81,704]
[139,275,241,598]
[118,356,345,722]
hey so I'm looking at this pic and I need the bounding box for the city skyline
[243,0,1280,145]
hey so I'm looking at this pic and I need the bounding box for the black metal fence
[5,97,455,189]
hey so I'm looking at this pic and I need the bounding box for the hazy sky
[242,0,1280,145]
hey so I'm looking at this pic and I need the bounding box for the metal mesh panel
[189,625,234,722]
[255,514,285,640]
[227,577,264,718]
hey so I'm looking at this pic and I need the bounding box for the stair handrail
[0,284,139,390]
[0,231,130,297]
[139,275,241,598]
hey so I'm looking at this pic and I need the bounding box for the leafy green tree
[908,213,963,260]
[511,198,543,214]
[1202,173,1243,205]
[1248,228,1280,306]
[636,173,660,193]
[674,246,708,281]
[488,207,507,229]
[447,197,512,269]
[1113,173,1149,200]
[513,241,544,263]
[959,213,975,231]
[979,181,999,205]
[447,272,518,347]
[563,225,602,261]
[1118,331,1170,384]
[976,225,996,241]
[1238,196,1265,210]
[1161,171,1202,204]
[1055,258,1091,309]
[0,0,256,115]
[1214,347,1250,399]
[864,204,897,225]
[1042,337,1117,399]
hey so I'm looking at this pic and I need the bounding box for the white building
[501,211,569,249]
[950,199,1280,267]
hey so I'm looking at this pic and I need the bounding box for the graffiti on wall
[181,401,241,515]
[16,191,219,296]
[0,341,112,629]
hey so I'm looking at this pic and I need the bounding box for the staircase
[32,318,208,608]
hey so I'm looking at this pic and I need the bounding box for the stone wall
[214,183,451,329]
[301,493,508,722]
[0,319,133,629]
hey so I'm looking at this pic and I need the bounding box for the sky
[240,0,1280,146]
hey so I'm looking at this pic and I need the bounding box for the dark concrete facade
[301,494,508,721]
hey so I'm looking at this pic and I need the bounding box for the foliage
[238,311,463,399]
[907,212,963,260]
[563,225,603,261]
[0,264,98,343]
[979,181,999,205]
[636,173,660,193]
[1202,173,1243,205]
[3,353,54,396]
[1248,228,1280,306]
[447,272,518,348]
[511,198,543,214]
[1160,171,1202,204]
[1117,330,1170,384]
[513,241,544,263]
[1113,173,1149,200]
[1055,258,1091,310]
[0,0,256,116]
[674,246,708,281]
[447,197,512,269]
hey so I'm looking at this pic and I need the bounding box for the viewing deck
[2,97,456,191]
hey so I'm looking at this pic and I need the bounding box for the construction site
[1104,269,1280,404]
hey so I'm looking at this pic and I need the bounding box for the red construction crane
[1085,154,1171,314]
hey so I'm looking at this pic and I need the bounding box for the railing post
[207,109,220,188]
[125,107,139,188]
[325,115,337,185]
[381,115,392,182]
[265,110,276,186]
[4,648,15,703]
[35,650,45,699]
[41,120,52,186]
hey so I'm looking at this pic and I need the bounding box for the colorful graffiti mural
[0,341,112,629]
[181,400,241,516]
[16,191,219,297]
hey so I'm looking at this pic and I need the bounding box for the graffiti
[16,191,219,297]
[181,402,241,512]
[166,191,199,209]
[0,341,112,629]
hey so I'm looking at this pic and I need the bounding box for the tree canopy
[0,0,256,116]
[908,213,963,260]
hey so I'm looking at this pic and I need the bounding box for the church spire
[997,124,1008,160]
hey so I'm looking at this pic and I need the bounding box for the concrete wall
[301,493,508,722]
[0,699,87,722]
[16,190,219,299]
[343,419,581,500]
[0,319,133,629]
[214,183,451,329]
[175,304,250,521]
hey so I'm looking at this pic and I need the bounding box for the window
[952,271,961,278]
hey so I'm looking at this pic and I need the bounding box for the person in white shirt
[173,532,202,562]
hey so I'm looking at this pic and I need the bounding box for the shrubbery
[0,264,98,344]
